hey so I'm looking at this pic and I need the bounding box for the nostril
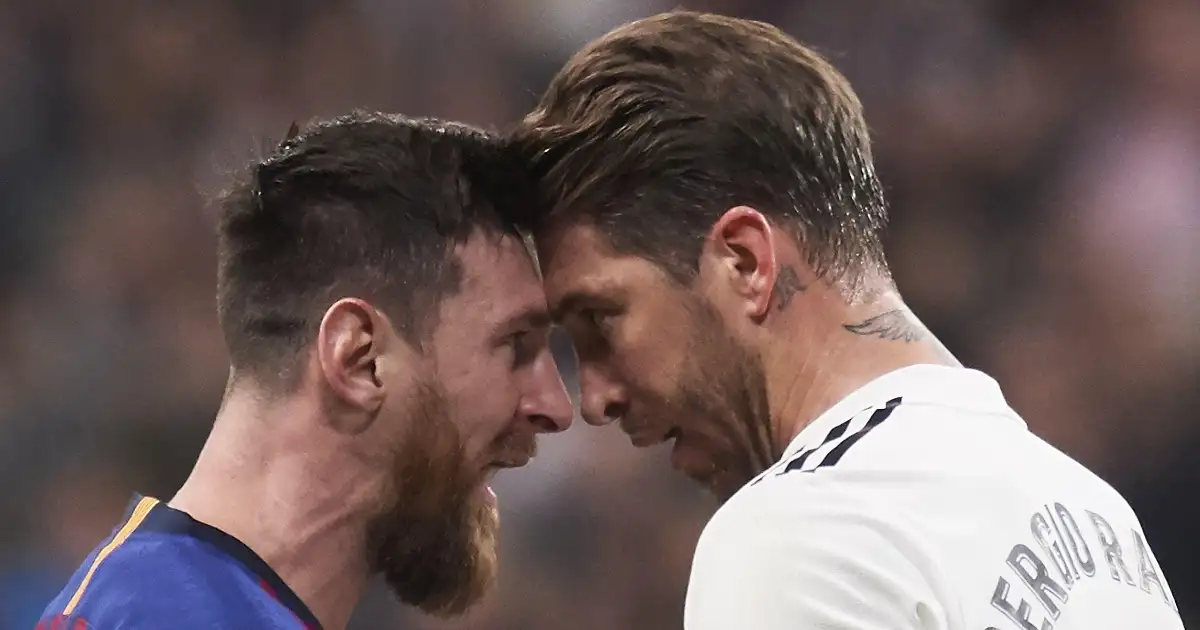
[603,401,628,423]
[530,414,567,434]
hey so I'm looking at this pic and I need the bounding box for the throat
[747,399,780,471]
[169,452,376,630]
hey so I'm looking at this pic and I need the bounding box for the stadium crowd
[0,0,1196,628]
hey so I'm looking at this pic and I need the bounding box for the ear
[703,206,777,319]
[316,298,389,415]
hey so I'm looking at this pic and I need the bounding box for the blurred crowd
[0,0,1197,628]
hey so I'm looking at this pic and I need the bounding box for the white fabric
[685,365,1184,630]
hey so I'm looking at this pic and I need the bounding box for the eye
[582,309,613,335]
[505,330,540,367]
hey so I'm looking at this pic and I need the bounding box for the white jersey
[684,365,1183,630]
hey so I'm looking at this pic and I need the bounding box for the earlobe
[709,206,777,319]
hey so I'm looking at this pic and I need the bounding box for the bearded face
[364,382,502,618]
[619,295,773,501]
[357,231,570,616]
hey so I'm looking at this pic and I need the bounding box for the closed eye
[580,308,613,335]
[506,329,546,367]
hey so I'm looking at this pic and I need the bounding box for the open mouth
[478,455,533,503]
[482,460,524,485]
[668,429,696,474]
[489,453,532,471]
[630,426,682,448]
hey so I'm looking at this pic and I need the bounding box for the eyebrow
[498,304,553,334]
[550,291,590,322]
[550,289,621,322]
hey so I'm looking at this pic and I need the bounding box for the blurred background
[0,0,1197,628]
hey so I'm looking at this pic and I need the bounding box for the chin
[378,490,501,619]
[371,378,514,617]
[426,499,500,617]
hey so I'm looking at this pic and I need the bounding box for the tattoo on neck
[843,310,925,342]
[773,266,806,310]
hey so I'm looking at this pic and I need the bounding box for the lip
[628,433,662,447]
[487,454,533,471]
[670,440,687,471]
[628,426,680,448]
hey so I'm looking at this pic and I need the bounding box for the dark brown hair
[217,112,518,388]
[510,11,890,288]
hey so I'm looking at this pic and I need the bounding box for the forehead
[535,223,665,311]
[448,231,546,324]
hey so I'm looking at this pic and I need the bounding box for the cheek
[620,352,683,404]
[611,313,693,399]
[443,367,522,456]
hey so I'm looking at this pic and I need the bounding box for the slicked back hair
[510,11,891,291]
[217,112,521,390]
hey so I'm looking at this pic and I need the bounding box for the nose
[578,362,628,427]
[518,345,574,433]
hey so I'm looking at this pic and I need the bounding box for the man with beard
[508,11,1184,630]
[37,112,573,630]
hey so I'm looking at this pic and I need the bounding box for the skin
[537,207,958,502]
[170,230,572,629]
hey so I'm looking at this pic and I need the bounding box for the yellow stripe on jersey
[62,496,160,616]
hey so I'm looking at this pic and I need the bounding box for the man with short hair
[38,112,572,630]
[510,11,1183,630]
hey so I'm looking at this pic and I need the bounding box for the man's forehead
[455,272,550,332]
[536,225,612,294]
[534,224,665,316]
[452,232,546,310]
[535,221,612,261]
[456,230,539,278]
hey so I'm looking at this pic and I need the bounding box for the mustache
[617,385,707,436]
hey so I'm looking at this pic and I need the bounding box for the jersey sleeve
[683,484,948,630]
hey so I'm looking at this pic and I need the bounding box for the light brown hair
[511,11,890,288]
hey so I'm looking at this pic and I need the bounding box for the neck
[169,384,379,630]
[765,288,960,456]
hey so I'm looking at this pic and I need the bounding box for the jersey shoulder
[758,391,1126,507]
[688,467,949,630]
[39,530,303,630]
[708,390,1183,630]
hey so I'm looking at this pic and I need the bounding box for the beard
[625,295,774,500]
[364,381,500,618]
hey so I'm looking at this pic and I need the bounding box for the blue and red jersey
[37,495,323,629]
